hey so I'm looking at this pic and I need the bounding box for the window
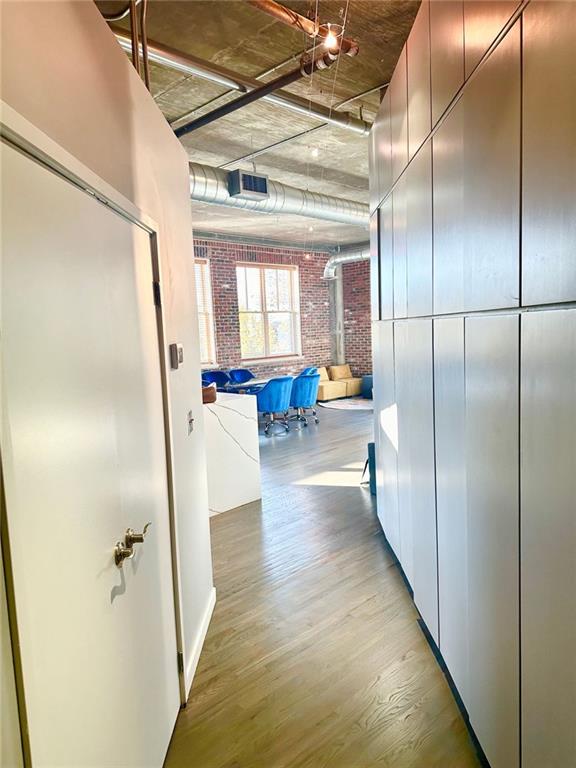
[236,264,301,360]
[194,258,216,365]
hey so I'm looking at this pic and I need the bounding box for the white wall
[0,0,214,695]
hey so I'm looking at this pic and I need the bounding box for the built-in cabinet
[465,315,519,768]
[520,310,576,768]
[369,2,576,766]
[433,317,467,703]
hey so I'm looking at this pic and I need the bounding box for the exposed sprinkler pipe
[112,29,371,135]
[169,43,316,130]
[175,49,339,138]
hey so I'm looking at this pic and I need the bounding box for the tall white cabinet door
[521,309,576,768]
[1,142,180,765]
[465,314,520,768]
[372,322,400,555]
[434,317,469,705]
[395,319,438,640]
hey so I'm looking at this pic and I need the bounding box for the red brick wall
[342,259,372,377]
[194,238,333,378]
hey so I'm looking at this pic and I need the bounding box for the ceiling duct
[323,244,370,279]
[189,163,369,226]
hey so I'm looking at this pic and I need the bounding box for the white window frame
[236,262,302,362]
[194,257,217,367]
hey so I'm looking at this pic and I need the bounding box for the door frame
[0,102,189,763]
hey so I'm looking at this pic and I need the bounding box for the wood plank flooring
[165,407,480,768]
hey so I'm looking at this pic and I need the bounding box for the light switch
[169,343,184,370]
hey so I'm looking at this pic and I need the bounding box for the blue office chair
[254,376,293,436]
[289,373,320,426]
[202,370,230,391]
[229,368,255,384]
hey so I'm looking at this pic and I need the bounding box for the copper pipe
[100,0,141,21]
[128,0,141,76]
[139,0,150,90]
[247,0,359,57]
[247,0,319,36]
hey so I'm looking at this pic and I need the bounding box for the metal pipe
[113,29,248,91]
[100,0,141,21]
[139,0,150,90]
[323,244,370,279]
[220,124,326,169]
[128,0,140,76]
[220,84,389,168]
[247,0,319,37]
[112,30,371,135]
[169,43,316,129]
[175,50,338,138]
[247,0,359,56]
[189,162,369,226]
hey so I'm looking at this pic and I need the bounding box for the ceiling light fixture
[323,23,342,51]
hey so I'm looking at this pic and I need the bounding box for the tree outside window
[236,264,301,361]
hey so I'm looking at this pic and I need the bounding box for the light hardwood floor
[165,407,480,768]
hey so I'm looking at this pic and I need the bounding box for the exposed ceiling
[97,0,419,247]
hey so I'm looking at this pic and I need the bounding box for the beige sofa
[317,366,347,401]
[317,364,363,401]
[328,364,363,397]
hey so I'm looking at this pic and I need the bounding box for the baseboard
[184,586,216,700]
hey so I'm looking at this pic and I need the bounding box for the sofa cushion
[317,366,330,382]
[328,364,353,381]
[341,378,363,397]
[317,380,347,401]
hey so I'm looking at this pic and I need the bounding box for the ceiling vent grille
[227,169,269,201]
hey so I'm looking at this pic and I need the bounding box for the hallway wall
[369,3,576,768]
[1,544,23,767]
[1,0,214,699]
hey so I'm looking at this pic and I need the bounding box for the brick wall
[342,259,372,377]
[194,238,333,378]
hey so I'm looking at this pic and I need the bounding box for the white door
[0,141,180,766]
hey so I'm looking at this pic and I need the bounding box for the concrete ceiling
[98,0,419,246]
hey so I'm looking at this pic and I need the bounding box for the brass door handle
[125,522,152,547]
[114,522,152,567]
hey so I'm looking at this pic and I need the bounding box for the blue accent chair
[289,373,320,426]
[300,366,318,376]
[229,368,255,384]
[202,370,230,391]
[254,376,293,435]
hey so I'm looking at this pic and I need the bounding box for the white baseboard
[185,586,216,699]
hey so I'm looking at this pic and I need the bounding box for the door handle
[114,522,152,567]
[125,522,152,547]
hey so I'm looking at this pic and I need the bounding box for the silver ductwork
[323,244,370,279]
[189,163,370,226]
